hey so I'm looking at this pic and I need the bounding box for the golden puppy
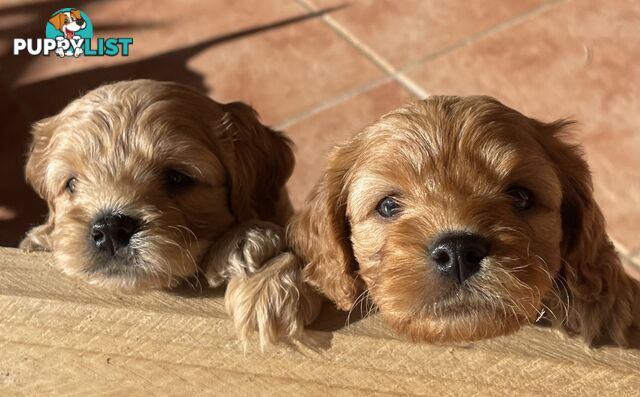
[289,96,639,347]
[21,79,307,343]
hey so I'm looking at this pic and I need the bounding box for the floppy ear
[25,117,57,200]
[288,139,364,311]
[218,102,294,224]
[20,117,58,251]
[70,9,82,19]
[48,13,65,30]
[536,120,639,346]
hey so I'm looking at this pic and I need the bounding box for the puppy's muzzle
[90,213,139,256]
[429,233,491,283]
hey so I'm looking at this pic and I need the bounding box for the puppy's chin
[378,290,533,343]
[368,255,552,343]
[52,221,208,291]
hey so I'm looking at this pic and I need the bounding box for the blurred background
[0,0,638,276]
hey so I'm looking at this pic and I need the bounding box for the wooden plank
[0,247,638,396]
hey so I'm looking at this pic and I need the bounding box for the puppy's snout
[429,233,490,283]
[90,213,139,256]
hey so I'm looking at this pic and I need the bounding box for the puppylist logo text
[13,8,133,57]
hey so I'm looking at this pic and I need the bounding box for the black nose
[90,214,139,255]
[429,233,490,283]
[77,18,85,27]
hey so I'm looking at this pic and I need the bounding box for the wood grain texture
[0,247,638,396]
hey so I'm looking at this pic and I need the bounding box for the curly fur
[206,221,322,347]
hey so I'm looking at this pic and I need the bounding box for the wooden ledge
[0,247,638,396]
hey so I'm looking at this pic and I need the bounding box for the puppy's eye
[507,186,534,210]
[66,177,77,194]
[163,169,194,191]
[377,196,401,218]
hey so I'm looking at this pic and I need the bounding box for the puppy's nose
[429,233,490,283]
[77,18,85,27]
[90,214,139,255]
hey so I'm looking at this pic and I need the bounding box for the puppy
[21,79,307,343]
[288,96,639,347]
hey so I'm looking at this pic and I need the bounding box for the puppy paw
[20,223,53,252]
[228,223,286,276]
[205,221,287,287]
[225,252,322,347]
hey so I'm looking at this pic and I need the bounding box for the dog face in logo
[48,10,86,39]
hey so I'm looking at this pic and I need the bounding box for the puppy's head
[25,79,293,290]
[291,96,634,344]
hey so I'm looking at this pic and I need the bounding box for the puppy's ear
[25,117,57,200]
[70,9,82,19]
[21,117,58,251]
[48,13,65,30]
[219,102,294,223]
[536,120,639,346]
[288,139,363,311]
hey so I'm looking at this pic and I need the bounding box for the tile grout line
[295,0,566,100]
[274,76,394,130]
[294,0,429,99]
[400,0,566,74]
[289,0,567,124]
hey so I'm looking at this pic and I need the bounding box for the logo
[13,8,133,57]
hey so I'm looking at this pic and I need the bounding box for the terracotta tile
[309,0,548,68]
[189,15,384,125]
[3,0,304,122]
[3,0,304,87]
[406,0,640,251]
[285,81,414,208]
[406,0,640,136]
[3,0,381,125]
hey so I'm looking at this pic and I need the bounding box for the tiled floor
[1,0,638,275]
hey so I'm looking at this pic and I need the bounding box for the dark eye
[66,177,77,194]
[376,196,401,218]
[64,18,69,23]
[163,169,194,191]
[507,186,534,210]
